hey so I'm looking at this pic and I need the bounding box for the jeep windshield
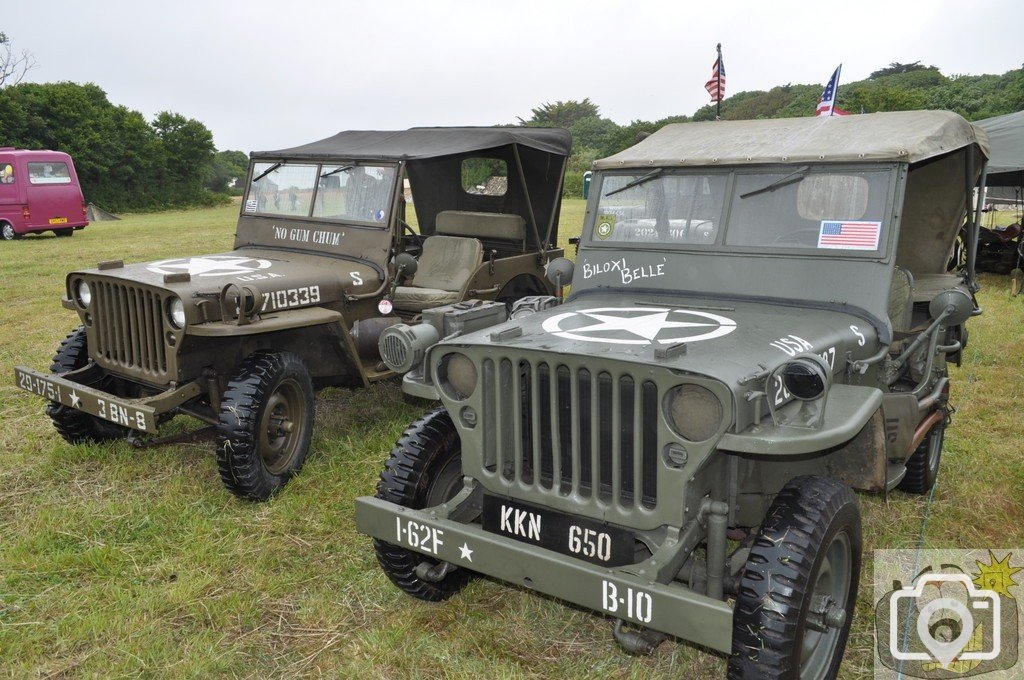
[592,167,892,254]
[245,162,396,226]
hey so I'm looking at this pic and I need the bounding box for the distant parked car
[0,148,89,240]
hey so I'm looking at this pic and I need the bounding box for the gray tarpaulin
[975,110,1024,190]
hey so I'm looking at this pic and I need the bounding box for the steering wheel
[399,218,424,254]
[771,228,821,247]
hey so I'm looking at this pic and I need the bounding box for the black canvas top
[252,127,572,161]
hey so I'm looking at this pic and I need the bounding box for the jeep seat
[393,235,483,312]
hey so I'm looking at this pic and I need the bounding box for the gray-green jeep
[14,127,570,501]
[355,112,991,677]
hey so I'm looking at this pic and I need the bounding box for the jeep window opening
[245,160,399,228]
[586,164,898,259]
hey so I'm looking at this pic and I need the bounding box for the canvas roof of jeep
[593,110,990,168]
[252,127,572,161]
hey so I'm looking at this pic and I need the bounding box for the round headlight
[664,384,723,442]
[781,359,828,401]
[168,297,186,329]
[75,280,92,308]
[442,353,478,400]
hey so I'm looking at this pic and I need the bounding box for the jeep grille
[90,281,169,379]
[479,357,659,510]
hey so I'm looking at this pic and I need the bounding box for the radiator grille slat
[482,356,658,511]
[89,279,168,380]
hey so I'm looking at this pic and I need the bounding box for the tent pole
[968,157,987,292]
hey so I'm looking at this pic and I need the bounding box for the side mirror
[395,252,418,279]
[546,257,574,289]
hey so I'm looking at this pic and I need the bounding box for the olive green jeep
[355,112,991,677]
[14,127,571,500]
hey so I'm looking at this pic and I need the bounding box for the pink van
[0,148,89,240]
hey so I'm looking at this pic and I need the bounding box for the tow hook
[611,619,668,655]
[415,560,458,583]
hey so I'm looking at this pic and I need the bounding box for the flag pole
[716,43,722,120]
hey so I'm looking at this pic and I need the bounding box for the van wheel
[47,326,128,443]
[374,408,473,601]
[54,229,73,237]
[897,415,945,494]
[729,476,861,680]
[2,222,20,240]
[216,351,314,501]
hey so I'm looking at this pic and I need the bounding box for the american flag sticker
[817,220,881,250]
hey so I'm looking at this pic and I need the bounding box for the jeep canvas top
[355,111,989,678]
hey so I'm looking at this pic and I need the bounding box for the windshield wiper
[739,166,809,199]
[251,162,282,184]
[321,165,353,178]
[605,169,664,197]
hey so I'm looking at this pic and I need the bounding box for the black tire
[729,476,862,680]
[46,326,128,443]
[897,414,945,494]
[2,222,20,240]
[215,351,314,501]
[54,228,73,237]
[374,407,472,601]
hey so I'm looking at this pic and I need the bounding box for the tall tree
[518,98,600,128]
[0,32,36,87]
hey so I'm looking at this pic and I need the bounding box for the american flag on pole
[816,65,849,116]
[817,220,881,250]
[705,53,726,102]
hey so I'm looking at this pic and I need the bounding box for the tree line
[0,81,245,212]
[0,60,1019,210]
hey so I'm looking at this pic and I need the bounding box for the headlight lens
[75,280,92,307]
[781,359,828,400]
[168,297,186,329]
[665,384,723,442]
[442,353,477,400]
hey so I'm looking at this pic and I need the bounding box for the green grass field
[1,202,1022,678]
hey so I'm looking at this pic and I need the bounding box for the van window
[0,163,14,185]
[28,162,72,185]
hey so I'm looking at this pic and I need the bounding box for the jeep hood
[449,292,884,388]
[69,248,382,299]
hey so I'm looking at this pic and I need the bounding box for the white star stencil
[571,310,718,341]
[69,389,81,408]
[541,307,737,345]
[147,255,273,278]
[459,543,473,562]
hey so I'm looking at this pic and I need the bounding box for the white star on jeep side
[459,542,473,562]
[69,389,81,408]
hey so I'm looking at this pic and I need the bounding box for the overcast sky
[6,0,1022,153]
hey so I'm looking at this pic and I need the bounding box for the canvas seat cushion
[392,286,461,312]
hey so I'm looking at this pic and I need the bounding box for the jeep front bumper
[14,366,203,434]
[354,496,734,653]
